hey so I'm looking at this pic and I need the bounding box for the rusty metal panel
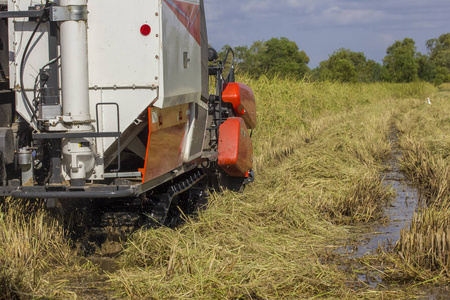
[143,104,189,183]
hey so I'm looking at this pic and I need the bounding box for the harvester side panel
[142,105,187,183]
[182,102,208,162]
[89,0,207,168]
[87,0,160,156]
[87,1,160,87]
[154,0,202,109]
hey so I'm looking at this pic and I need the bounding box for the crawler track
[57,170,209,253]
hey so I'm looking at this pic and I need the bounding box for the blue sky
[204,0,450,68]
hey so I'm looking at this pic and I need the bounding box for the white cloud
[285,0,317,12]
[376,33,395,45]
[320,6,386,25]
[410,21,435,30]
[241,0,272,13]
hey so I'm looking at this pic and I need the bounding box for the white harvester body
[7,0,208,183]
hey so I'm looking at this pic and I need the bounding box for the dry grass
[380,90,450,282]
[0,198,100,299]
[399,137,450,206]
[108,78,436,298]
[0,198,63,297]
[113,193,347,299]
[0,77,441,298]
[398,208,450,272]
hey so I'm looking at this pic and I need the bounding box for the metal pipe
[58,0,96,184]
[18,148,34,185]
[59,0,90,123]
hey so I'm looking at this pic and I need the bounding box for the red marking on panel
[142,107,153,183]
[164,0,201,45]
[140,24,151,36]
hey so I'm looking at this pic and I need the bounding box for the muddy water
[333,130,426,290]
[351,157,421,257]
[338,129,422,258]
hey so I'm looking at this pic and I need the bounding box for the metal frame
[0,10,43,19]
[33,132,120,139]
[96,102,121,172]
[10,185,137,199]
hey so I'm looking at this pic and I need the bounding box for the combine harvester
[0,0,256,228]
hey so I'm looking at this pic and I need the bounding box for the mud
[418,286,450,300]
[85,256,120,274]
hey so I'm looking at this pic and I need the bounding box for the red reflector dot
[140,24,151,36]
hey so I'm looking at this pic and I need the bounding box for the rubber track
[150,170,206,225]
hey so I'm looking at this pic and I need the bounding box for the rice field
[1,78,449,299]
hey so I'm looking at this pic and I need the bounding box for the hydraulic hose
[19,0,50,123]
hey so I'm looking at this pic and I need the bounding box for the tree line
[218,33,450,86]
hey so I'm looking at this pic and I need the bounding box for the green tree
[233,45,250,64]
[315,48,381,83]
[363,59,382,82]
[381,38,419,83]
[416,53,435,82]
[426,33,450,84]
[427,33,450,69]
[434,66,450,86]
[217,44,250,63]
[239,37,310,78]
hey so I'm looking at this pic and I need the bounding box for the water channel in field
[348,156,421,258]
[335,129,423,289]
[339,128,422,257]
